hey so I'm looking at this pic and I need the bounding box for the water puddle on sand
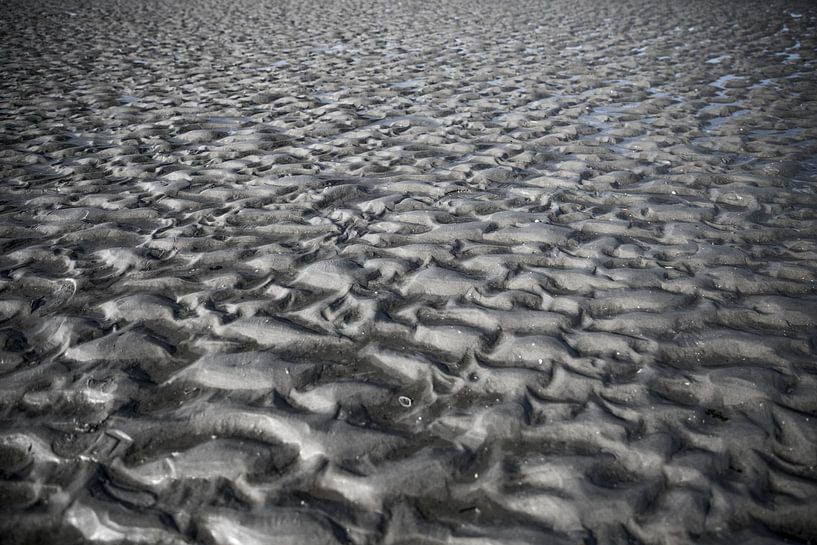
[700,77,747,129]
[357,114,442,132]
[201,117,247,135]
[710,74,746,97]
[312,90,345,104]
[750,78,781,90]
[781,51,802,63]
[700,100,743,115]
[254,60,289,71]
[790,155,817,193]
[578,105,625,133]
[392,79,426,90]
[705,54,731,64]
[703,109,749,132]
[773,37,803,62]
[576,104,658,155]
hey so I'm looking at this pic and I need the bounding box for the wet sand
[1,0,817,543]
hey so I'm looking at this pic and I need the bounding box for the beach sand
[1,0,816,543]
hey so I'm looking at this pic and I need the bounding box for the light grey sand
[1,0,817,543]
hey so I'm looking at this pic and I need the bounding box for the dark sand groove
[2,0,817,543]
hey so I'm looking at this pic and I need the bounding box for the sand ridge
[1,0,817,543]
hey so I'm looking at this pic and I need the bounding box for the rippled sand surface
[1,0,817,543]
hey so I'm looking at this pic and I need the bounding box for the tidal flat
[1,0,816,543]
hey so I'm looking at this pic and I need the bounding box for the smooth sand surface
[1,0,817,543]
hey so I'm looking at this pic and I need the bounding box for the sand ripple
[1,0,817,543]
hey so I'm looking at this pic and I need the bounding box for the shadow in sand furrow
[2,0,817,543]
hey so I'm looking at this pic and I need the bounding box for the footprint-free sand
[1,0,816,543]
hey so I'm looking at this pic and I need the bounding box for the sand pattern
[1,0,817,543]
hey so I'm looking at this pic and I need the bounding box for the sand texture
[1,0,817,543]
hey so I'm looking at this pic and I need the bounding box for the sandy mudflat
[1,0,817,543]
